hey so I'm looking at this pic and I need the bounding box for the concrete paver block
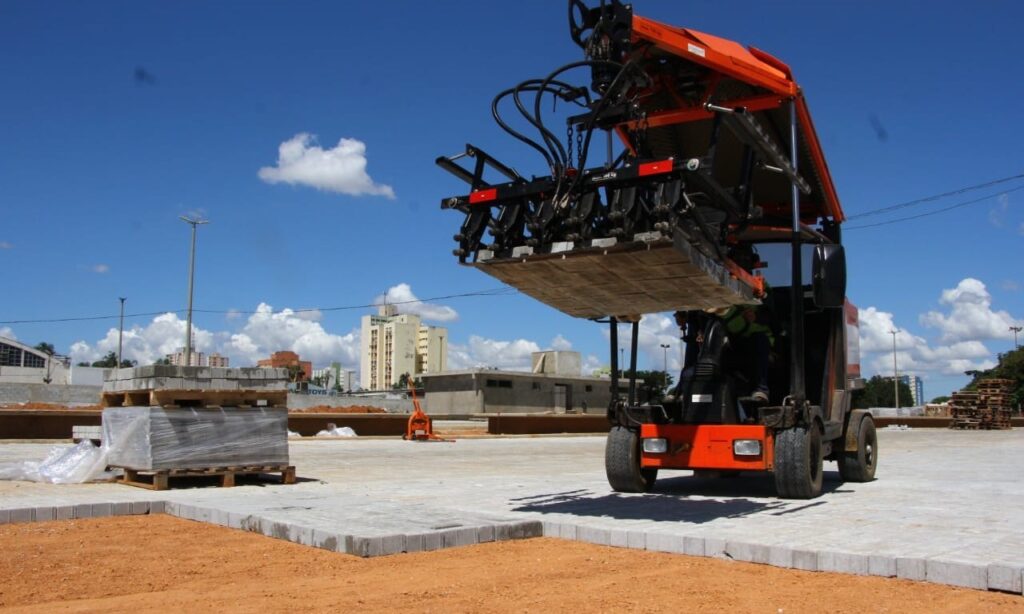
[404,533,425,553]
[92,502,115,518]
[542,521,560,537]
[646,533,683,554]
[557,524,577,540]
[626,530,646,550]
[0,509,10,525]
[927,559,989,590]
[311,530,342,553]
[577,526,610,546]
[819,551,869,575]
[129,501,150,515]
[510,521,542,540]
[768,546,793,569]
[9,508,33,523]
[54,505,74,521]
[869,555,896,578]
[704,538,727,559]
[149,500,166,515]
[493,524,510,542]
[73,503,93,519]
[725,540,770,564]
[683,536,705,557]
[896,557,927,581]
[476,525,495,544]
[987,564,1023,594]
[381,534,405,555]
[112,502,131,516]
[239,515,263,534]
[34,507,55,522]
[608,529,629,548]
[423,532,442,551]
[792,549,818,572]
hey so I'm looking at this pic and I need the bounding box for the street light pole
[180,215,208,367]
[890,329,899,408]
[660,343,670,389]
[1011,326,1022,349]
[117,297,126,368]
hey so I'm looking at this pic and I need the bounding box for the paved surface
[1,428,1023,593]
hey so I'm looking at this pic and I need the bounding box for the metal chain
[566,124,574,170]
[576,129,584,169]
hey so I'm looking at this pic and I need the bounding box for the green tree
[394,372,411,390]
[89,352,135,368]
[153,357,172,366]
[851,375,915,409]
[930,395,951,404]
[34,342,55,356]
[285,364,306,383]
[961,346,1024,409]
[630,370,675,404]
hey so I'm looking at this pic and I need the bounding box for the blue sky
[1,1,1021,400]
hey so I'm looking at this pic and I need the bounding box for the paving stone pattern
[1,429,1022,593]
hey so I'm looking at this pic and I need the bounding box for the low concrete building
[421,369,614,415]
[0,337,68,384]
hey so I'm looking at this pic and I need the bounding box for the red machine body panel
[639,423,774,471]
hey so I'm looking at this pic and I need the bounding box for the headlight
[642,438,668,453]
[733,439,762,456]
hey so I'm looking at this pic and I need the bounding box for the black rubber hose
[512,79,587,171]
[492,86,557,171]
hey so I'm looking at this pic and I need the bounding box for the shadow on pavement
[509,471,847,523]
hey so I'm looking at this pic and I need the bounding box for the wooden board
[470,233,757,319]
[116,465,297,490]
[101,390,287,409]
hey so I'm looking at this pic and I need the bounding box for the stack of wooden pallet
[949,391,980,429]
[977,378,1014,430]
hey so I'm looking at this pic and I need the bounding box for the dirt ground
[289,405,388,414]
[0,403,100,411]
[0,516,1020,613]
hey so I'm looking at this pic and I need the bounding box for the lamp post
[1011,326,1022,349]
[180,215,208,367]
[437,334,445,373]
[117,297,126,369]
[890,329,899,408]
[660,343,670,389]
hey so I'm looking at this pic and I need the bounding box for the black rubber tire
[605,426,658,493]
[773,424,824,499]
[838,416,878,482]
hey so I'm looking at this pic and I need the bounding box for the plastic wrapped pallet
[102,407,289,471]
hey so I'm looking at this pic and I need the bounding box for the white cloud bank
[70,304,360,369]
[858,278,1021,378]
[375,283,458,322]
[258,133,395,199]
[0,327,16,340]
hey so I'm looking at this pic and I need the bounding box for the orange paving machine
[437,1,873,497]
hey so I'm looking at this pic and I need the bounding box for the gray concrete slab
[0,429,1023,594]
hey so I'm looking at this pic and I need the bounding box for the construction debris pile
[949,379,1014,430]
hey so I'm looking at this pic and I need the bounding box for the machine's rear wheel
[605,426,658,493]
[838,416,877,482]
[774,424,823,499]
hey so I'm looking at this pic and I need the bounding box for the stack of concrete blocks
[531,351,582,377]
[103,365,288,395]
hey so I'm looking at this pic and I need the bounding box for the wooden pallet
[470,232,757,319]
[950,419,980,430]
[101,389,287,409]
[116,465,296,490]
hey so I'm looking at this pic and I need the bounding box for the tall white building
[361,305,447,391]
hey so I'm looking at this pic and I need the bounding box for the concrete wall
[286,393,413,413]
[0,383,102,405]
[68,366,110,386]
[422,370,613,415]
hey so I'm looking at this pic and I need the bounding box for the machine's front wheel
[838,416,877,482]
[605,426,658,493]
[774,424,823,499]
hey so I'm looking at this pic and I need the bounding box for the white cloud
[448,335,540,371]
[988,192,1009,227]
[258,133,395,199]
[224,303,359,368]
[374,283,458,322]
[549,334,573,351]
[0,241,12,249]
[607,314,684,372]
[0,326,16,340]
[856,278,1021,378]
[919,278,1022,343]
[70,304,360,369]
[70,312,215,366]
[90,264,110,274]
